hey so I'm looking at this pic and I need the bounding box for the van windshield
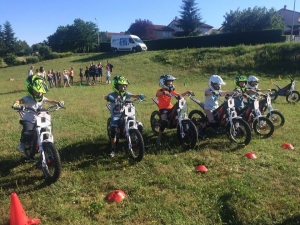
[133,38,144,44]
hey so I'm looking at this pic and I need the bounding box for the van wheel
[132,48,136,53]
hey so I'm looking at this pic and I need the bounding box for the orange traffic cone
[10,192,40,225]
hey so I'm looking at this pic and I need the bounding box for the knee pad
[110,127,118,139]
[160,119,169,131]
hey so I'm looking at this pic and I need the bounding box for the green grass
[0,49,300,225]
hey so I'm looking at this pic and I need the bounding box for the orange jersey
[156,89,178,109]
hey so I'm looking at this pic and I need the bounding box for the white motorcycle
[13,104,65,184]
[106,98,145,162]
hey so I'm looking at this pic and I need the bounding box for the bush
[45,52,60,60]
[26,56,39,64]
[4,53,17,66]
[0,58,2,66]
[59,52,73,58]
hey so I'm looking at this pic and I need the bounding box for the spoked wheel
[128,129,144,162]
[267,111,285,128]
[286,91,300,103]
[253,117,274,138]
[226,118,251,146]
[270,89,278,101]
[41,142,62,184]
[177,120,198,149]
[188,110,206,127]
[150,111,161,135]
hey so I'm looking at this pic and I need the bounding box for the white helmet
[247,76,259,89]
[159,74,177,91]
[208,75,226,91]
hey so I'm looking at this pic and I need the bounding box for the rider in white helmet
[198,75,234,137]
[246,75,270,98]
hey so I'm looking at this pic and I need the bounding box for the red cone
[195,165,208,173]
[244,152,257,159]
[107,190,126,202]
[282,142,294,150]
[10,192,40,225]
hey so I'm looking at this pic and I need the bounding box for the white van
[111,35,147,52]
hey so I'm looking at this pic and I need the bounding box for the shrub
[45,52,60,60]
[4,53,17,66]
[59,52,73,58]
[26,56,39,64]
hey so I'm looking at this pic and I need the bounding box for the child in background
[106,63,111,84]
[57,72,62,88]
[79,68,84,85]
[63,69,71,88]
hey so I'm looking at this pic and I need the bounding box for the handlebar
[12,104,66,113]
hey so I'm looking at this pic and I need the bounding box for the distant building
[278,5,300,35]
[101,17,214,41]
[167,17,214,36]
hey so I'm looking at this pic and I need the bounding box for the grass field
[0,49,300,225]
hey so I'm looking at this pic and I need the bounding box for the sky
[0,0,295,46]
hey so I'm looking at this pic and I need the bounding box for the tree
[176,0,203,36]
[3,21,17,54]
[47,19,97,52]
[128,19,156,40]
[222,7,284,33]
[0,25,5,57]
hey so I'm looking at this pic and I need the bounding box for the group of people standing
[27,60,114,88]
[81,60,113,86]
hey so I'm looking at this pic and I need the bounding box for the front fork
[36,127,54,168]
[125,119,138,149]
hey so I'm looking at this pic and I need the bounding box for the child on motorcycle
[198,75,234,137]
[155,74,193,146]
[13,75,64,152]
[105,76,145,157]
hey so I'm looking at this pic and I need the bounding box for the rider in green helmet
[13,75,64,152]
[105,75,145,157]
[233,75,257,111]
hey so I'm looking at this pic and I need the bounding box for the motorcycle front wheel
[286,91,300,103]
[128,129,145,162]
[41,142,62,184]
[226,118,251,146]
[267,111,285,128]
[150,111,161,135]
[177,120,198,149]
[253,117,274,138]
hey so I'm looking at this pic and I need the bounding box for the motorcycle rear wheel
[150,111,161,135]
[270,89,278,101]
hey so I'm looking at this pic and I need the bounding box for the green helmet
[25,75,49,102]
[233,75,247,89]
[112,76,129,96]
